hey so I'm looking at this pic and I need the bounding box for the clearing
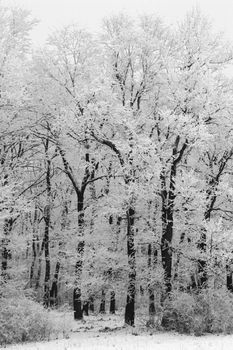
[3,312,233,350]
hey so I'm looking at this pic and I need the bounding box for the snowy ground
[3,312,233,350]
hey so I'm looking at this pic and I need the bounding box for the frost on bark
[160,138,187,298]
[43,137,51,307]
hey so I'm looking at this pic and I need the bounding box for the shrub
[198,288,233,334]
[161,288,233,335]
[161,291,199,334]
[0,297,65,345]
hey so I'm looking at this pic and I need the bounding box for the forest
[2,3,233,345]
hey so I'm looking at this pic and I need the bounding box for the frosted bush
[0,297,65,345]
[161,291,198,334]
[161,288,233,335]
[198,288,233,334]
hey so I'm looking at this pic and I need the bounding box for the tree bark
[89,296,94,312]
[74,240,84,320]
[124,207,136,326]
[50,261,60,307]
[73,286,82,320]
[148,243,155,326]
[43,137,51,307]
[82,301,89,316]
[29,207,39,288]
[30,237,37,287]
[74,191,85,320]
[161,166,175,296]
[160,138,187,298]
[173,232,185,285]
[110,291,116,314]
[43,209,50,306]
[226,264,233,292]
[1,218,13,280]
[35,237,45,290]
[99,290,106,314]
[58,147,97,320]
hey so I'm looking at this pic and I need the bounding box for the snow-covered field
[4,332,233,350]
[3,312,233,350]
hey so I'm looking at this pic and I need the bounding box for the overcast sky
[5,0,233,46]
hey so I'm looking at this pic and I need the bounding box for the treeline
[1,4,233,330]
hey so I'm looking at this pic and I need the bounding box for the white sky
[4,0,233,46]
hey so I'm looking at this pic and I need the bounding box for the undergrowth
[0,297,69,345]
[161,288,233,335]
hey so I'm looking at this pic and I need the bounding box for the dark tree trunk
[226,264,233,292]
[1,218,13,280]
[140,285,144,296]
[30,236,37,287]
[148,243,155,326]
[74,286,82,320]
[99,290,106,314]
[124,207,136,326]
[160,138,186,298]
[153,244,158,267]
[161,166,175,297]
[89,296,94,312]
[30,243,35,285]
[161,210,173,295]
[43,137,51,307]
[50,281,58,307]
[74,191,85,319]
[108,211,116,315]
[116,216,122,249]
[74,240,84,320]
[110,291,116,314]
[35,237,45,290]
[82,301,89,316]
[50,261,60,307]
[109,214,113,225]
[197,208,210,288]
[44,215,50,306]
[173,232,185,284]
[197,229,207,288]
[30,207,39,287]
[59,148,91,321]
[149,292,155,325]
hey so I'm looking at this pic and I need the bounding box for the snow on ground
[3,312,233,350]
[4,332,233,350]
